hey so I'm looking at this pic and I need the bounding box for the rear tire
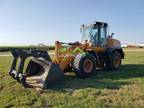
[73,53,96,78]
[104,51,121,71]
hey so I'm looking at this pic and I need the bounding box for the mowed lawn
[0,50,144,108]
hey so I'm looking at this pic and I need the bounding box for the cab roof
[81,21,108,28]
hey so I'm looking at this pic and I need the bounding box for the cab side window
[100,26,107,46]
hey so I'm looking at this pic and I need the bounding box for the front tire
[73,53,96,78]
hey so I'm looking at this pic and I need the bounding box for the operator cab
[80,22,108,46]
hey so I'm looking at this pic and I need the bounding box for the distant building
[121,44,127,48]
[122,42,144,48]
[138,44,144,48]
[127,44,139,48]
[127,43,144,48]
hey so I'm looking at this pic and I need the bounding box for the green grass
[0,51,144,108]
[0,51,11,55]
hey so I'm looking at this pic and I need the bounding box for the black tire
[73,53,96,78]
[104,51,121,71]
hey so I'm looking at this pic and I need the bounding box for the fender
[104,47,114,58]
[86,50,97,59]
[104,47,124,59]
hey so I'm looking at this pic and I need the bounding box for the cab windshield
[81,27,98,45]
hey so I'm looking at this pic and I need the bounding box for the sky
[0,0,144,45]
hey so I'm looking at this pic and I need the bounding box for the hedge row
[0,46,55,52]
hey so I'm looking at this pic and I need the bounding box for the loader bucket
[25,58,64,89]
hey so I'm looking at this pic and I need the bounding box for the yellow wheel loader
[8,21,124,89]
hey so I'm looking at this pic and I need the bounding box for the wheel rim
[83,59,93,73]
[114,56,121,68]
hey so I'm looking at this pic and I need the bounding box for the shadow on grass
[44,64,144,92]
[93,64,144,80]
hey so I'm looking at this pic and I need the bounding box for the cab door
[94,23,108,52]
[98,24,108,47]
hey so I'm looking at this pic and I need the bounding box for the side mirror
[111,33,114,38]
[80,28,82,32]
[108,33,114,39]
[80,27,82,32]
[111,33,114,36]
[80,25,84,32]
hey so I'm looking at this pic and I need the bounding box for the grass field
[0,50,144,108]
